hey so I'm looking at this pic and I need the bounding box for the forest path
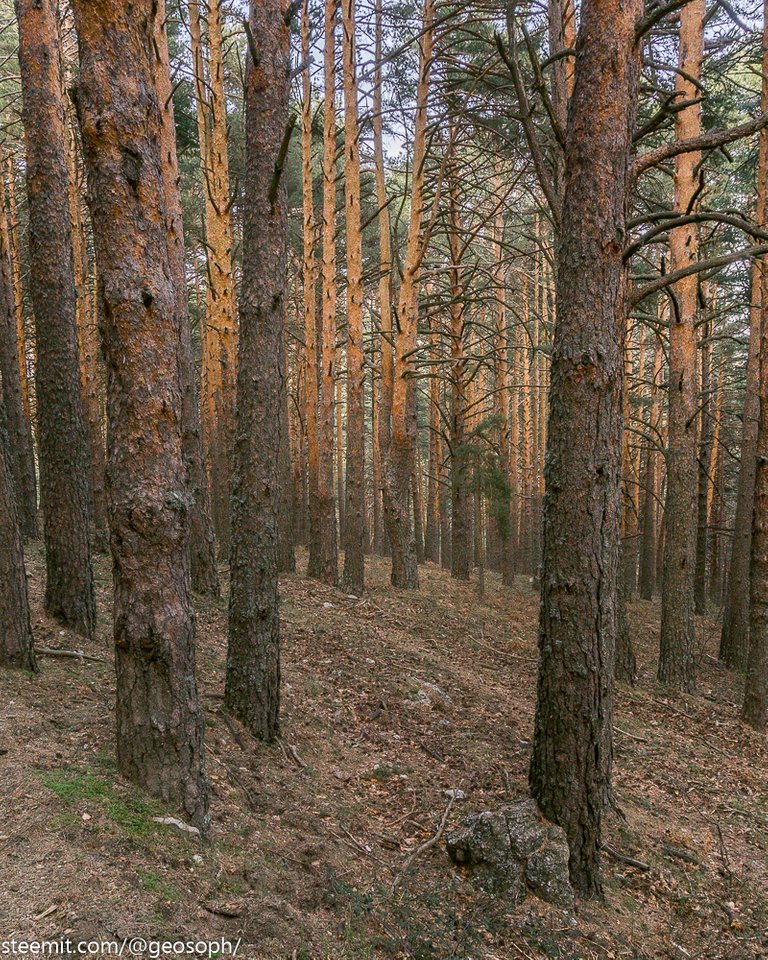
[0,546,766,959]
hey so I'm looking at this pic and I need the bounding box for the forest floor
[1,545,767,960]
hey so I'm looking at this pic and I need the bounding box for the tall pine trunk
[307,0,339,585]
[225,0,290,739]
[658,0,704,690]
[16,0,95,639]
[529,0,642,897]
[155,0,220,597]
[72,0,208,826]
[0,174,36,540]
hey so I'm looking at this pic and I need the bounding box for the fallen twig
[391,795,455,891]
[602,843,650,872]
[36,647,105,663]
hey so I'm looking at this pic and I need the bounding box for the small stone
[323,602,334,609]
[192,854,204,865]
[81,813,91,822]
[444,788,466,800]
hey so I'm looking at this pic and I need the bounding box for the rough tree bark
[16,0,95,638]
[341,0,366,595]
[224,0,290,739]
[529,0,642,897]
[155,0,220,597]
[0,434,36,672]
[72,0,208,826]
[658,0,704,691]
[0,172,36,540]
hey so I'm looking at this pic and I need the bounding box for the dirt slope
[1,545,767,959]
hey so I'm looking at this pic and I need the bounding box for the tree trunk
[5,156,31,429]
[0,435,36,672]
[0,170,36,540]
[694,294,714,613]
[225,0,289,740]
[278,327,296,573]
[72,0,208,826]
[16,0,95,639]
[155,0,220,597]
[721,64,767,666]
[373,0,394,561]
[188,0,237,556]
[449,167,471,582]
[743,3,768,730]
[307,0,339,585]
[529,0,642,897]
[658,0,703,691]
[382,0,434,590]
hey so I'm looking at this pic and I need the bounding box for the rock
[446,798,574,907]
[443,788,466,800]
[152,816,201,836]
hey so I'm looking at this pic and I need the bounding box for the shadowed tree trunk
[72,0,208,826]
[658,0,704,691]
[16,0,95,639]
[529,0,642,897]
[721,18,768,668]
[155,0,219,597]
[0,434,36,672]
[0,186,36,540]
[225,0,290,739]
[743,2,768,730]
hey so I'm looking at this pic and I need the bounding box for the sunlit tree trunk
[307,0,339,585]
[16,0,95,639]
[4,157,30,427]
[382,0,434,589]
[72,0,208,826]
[0,170,36,540]
[188,0,237,556]
[340,0,366,593]
[658,0,704,690]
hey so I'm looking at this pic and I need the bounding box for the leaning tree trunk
[225,0,290,739]
[658,0,704,691]
[341,0,366,595]
[155,0,220,597]
[0,434,36,672]
[16,0,95,639]
[529,0,642,898]
[71,0,208,826]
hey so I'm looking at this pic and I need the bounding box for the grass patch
[39,767,162,838]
